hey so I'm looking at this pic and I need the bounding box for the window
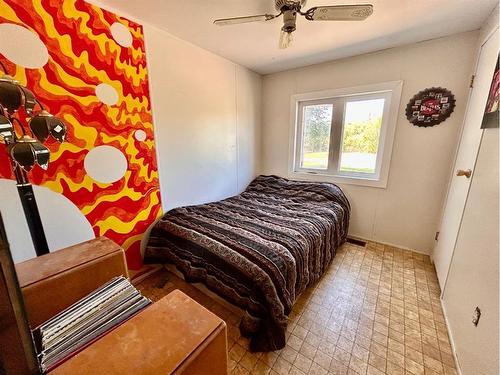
[290,81,403,188]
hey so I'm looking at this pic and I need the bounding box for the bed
[145,175,350,352]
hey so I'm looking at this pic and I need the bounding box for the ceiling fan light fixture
[279,30,293,49]
[279,9,297,49]
[282,9,297,32]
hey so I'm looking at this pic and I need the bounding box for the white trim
[347,234,430,256]
[288,81,403,188]
[235,65,240,192]
[478,6,499,47]
[129,264,163,285]
[440,299,463,375]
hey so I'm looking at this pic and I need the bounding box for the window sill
[289,170,388,188]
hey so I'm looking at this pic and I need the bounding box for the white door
[442,128,499,375]
[433,28,499,290]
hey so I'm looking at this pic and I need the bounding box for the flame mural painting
[0,0,162,269]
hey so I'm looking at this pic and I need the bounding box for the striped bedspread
[145,175,350,351]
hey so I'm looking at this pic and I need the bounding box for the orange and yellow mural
[0,0,162,269]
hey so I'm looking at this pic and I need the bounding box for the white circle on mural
[110,22,132,48]
[84,145,128,184]
[134,129,147,142]
[0,179,95,263]
[95,83,119,106]
[0,23,49,68]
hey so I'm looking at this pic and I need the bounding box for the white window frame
[288,81,403,188]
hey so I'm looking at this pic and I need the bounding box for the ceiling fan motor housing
[282,10,297,33]
[276,0,303,34]
[275,0,306,12]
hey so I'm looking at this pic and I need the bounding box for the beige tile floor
[137,241,456,375]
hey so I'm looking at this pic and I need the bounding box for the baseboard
[440,298,463,375]
[129,264,163,285]
[347,234,431,256]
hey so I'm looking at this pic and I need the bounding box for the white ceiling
[93,0,497,75]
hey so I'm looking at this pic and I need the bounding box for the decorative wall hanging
[481,55,499,129]
[0,0,162,270]
[405,87,456,127]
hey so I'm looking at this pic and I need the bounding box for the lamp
[29,110,66,143]
[9,136,50,171]
[0,75,23,113]
[0,61,67,257]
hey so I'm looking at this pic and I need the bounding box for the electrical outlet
[472,307,481,326]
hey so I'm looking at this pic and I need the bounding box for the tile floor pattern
[137,241,457,375]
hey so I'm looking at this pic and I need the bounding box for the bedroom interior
[0,0,498,374]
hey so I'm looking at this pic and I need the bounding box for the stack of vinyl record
[32,276,151,372]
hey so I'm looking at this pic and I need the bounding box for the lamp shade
[20,86,37,115]
[8,135,50,171]
[0,114,13,141]
[0,76,22,114]
[29,110,66,143]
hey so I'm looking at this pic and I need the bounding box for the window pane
[301,104,333,170]
[340,98,385,174]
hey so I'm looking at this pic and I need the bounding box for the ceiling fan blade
[304,4,373,21]
[214,14,276,26]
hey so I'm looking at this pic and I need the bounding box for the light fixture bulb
[279,30,293,49]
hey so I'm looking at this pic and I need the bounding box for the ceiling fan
[214,0,373,49]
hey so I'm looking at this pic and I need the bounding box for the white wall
[261,31,478,254]
[236,65,262,192]
[145,25,262,212]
